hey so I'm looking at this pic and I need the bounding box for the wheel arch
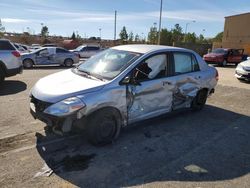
[23,58,35,65]
[87,106,124,126]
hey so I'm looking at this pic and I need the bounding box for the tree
[159,28,172,45]
[148,23,158,44]
[171,24,183,43]
[128,31,134,42]
[134,34,140,42]
[185,32,197,43]
[0,19,5,38]
[41,26,49,37]
[119,26,128,43]
[213,32,223,42]
[71,32,76,40]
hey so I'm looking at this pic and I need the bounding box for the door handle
[162,81,172,86]
[194,76,201,79]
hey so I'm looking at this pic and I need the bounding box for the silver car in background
[71,45,101,58]
[30,45,218,145]
[21,47,79,68]
[235,59,250,81]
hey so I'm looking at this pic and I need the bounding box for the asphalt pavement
[0,65,249,188]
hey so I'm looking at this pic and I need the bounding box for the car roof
[112,44,184,54]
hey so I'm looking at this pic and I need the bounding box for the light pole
[184,20,195,42]
[99,28,102,39]
[158,0,163,45]
[114,10,117,41]
[202,29,206,36]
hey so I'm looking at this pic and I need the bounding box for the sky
[0,0,249,40]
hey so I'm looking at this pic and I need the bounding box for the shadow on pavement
[0,80,27,95]
[36,105,250,187]
[27,65,70,70]
[212,64,237,69]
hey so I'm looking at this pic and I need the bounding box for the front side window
[134,54,167,81]
[38,49,49,56]
[173,53,199,75]
[211,48,227,54]
[77,49,141,80]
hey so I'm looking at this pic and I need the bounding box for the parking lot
[0,65,250,188]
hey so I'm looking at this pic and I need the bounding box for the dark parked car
[203,48,246,66]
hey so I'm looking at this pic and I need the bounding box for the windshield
[77,49,141,80]
[75,45,85,51]
[211,48,227,54]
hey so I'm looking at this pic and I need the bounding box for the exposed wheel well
[87,107,123,125]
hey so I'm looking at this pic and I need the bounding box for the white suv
[0,39,23,83]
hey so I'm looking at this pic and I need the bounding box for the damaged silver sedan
[30,45,218,145]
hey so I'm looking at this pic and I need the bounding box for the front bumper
[235,70,250,81]
[29,96,83,132]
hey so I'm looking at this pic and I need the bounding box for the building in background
[214,12,250,54]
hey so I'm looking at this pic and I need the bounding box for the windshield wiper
[76,68,105,81]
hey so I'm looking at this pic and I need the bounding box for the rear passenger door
[55,48,69,65]
[168,52,202,110]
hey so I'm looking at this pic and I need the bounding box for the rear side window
[0,41,15,50]
[173,53,199,75]
[56,48,69,53]
[86,46,100,51]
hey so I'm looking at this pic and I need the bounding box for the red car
[203,48,245,66]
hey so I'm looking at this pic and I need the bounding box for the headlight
[44,97,85,117]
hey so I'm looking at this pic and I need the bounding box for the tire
[23,59,33,68]
[86,108,122,146]
[0,68,5,84]
[191,89,208,111]
[64,58,73,67]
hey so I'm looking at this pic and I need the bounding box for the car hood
[240,60,250,67]
[204,53,224,58]
[31,69,106,103]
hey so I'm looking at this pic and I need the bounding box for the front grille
[30,96,52,112]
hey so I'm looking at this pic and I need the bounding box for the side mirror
[120,76,131,85]
[120,76,141,86]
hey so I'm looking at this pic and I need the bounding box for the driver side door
[35,49,50,65]
[127,53,174,123]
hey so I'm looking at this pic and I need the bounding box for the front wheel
[191,89,208,111]
[86,108,121,146]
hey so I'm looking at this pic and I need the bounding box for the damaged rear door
[127,53,174,123]
[169,52,202,110]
